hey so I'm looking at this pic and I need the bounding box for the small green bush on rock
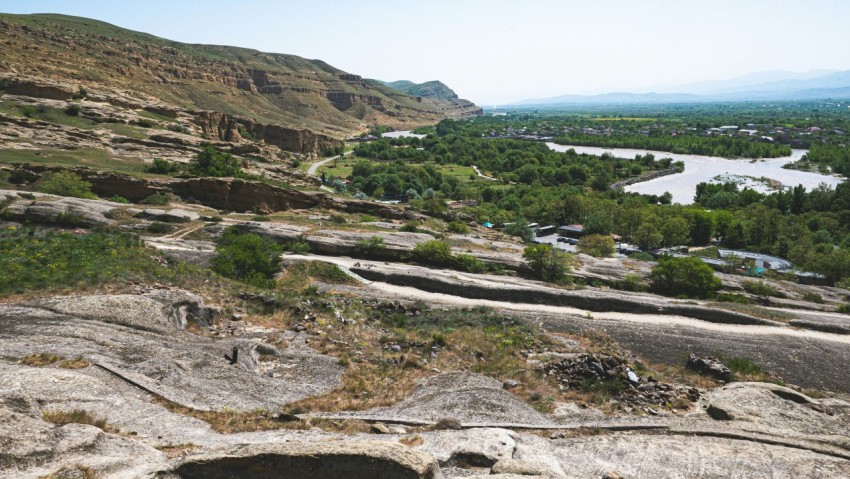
[211,227,284,288]
[40,172,96,199]
[650,256,721,298]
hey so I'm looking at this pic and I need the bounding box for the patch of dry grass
[39,466,100,479]
[42,409,114,432]
[20,353,90,369]
[286,305,564,414]
[21,352,62,366]
[58,357,91,369]
[399,434,424,447]
[154,443,200,459]
[150,397,370,434]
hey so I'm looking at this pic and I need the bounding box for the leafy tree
[584,213,613,235]
[503,220,534,242]
[650,256,721,298]
[211,228,283,288]
[145,158,182,175]
[40,172,97,199]
[689,210,715,246]
[523,243,572,283]
[191,145,242,177]
[412,240,454,265]
[577,234,616,258]
[446,221,471,234]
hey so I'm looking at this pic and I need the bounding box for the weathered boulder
[419,428,516,468]
[686,354,733,382]
[701,382,850,440]
[0,291,342,412]
[491,458,550,476]
[0,191,121,227]
[139,208,200,223]
[158,441,442,479]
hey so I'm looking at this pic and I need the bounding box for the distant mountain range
[515,70,850,106]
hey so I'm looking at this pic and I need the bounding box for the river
[381,130,426,139]
[545,143,844,204]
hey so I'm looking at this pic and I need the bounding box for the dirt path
[288,254,850,391]
[306,151,352,176]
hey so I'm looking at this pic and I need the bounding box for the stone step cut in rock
[159,441,443,479]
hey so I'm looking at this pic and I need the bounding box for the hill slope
[0,14,481,141]
[382,80,465,100]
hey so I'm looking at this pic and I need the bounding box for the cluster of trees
[347,114,850,286]
[349,137,673,199]
[553,133,791,159]
[791,144,850,177]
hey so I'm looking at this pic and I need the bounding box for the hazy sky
[3,0,850,105]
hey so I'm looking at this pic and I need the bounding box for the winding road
[306,151,353,176]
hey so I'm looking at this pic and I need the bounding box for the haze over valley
[1,2,850,479]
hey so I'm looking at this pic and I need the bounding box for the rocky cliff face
[0,14,482,142]
[192,111,343,155]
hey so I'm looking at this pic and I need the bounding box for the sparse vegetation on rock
[211,227,284,288]
[523,243,572,283]
[40,171,97,199]
[650,256,721,298]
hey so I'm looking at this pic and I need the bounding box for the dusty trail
[288,254,850,391]
[287,254,850,345]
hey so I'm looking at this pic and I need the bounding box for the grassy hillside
[383,80,462,100]
[0,14,481,137]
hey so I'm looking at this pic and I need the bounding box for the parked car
[557,237,578,245]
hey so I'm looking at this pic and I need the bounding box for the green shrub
[360,214,377,223]
[400,221,420,233]
[801,292,824,304]
[54,212,86,227]
[452,253,488,274]
[629,251,655,262]
[8,169,39,185]
[140,192,169,205]
[503,221,533,242]
[330,214,347,224]
[287,239,311,255]
[838,304,850,315]
[412,240,454,265]
[40,172,96,199]
[742,280,780,298]
[108,195,130,204]
[167,123,191,135]
[715,292,752,304]
[355,235,385,257]
[211,227,284,288]
[191,145,242,177]
[613,274,648,292]
[251,215,270,222]
[0,227,186,295]
[577,234,616,258]
[64,104,82,116]
[73,87,87,100]
[446,221,471,234]
[146,222,174,234]
[523,243,572,283]
[145,158,182,175]
[650,256,721,298]
[135,118,155,128]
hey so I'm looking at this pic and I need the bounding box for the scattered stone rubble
[545,353,700,412]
